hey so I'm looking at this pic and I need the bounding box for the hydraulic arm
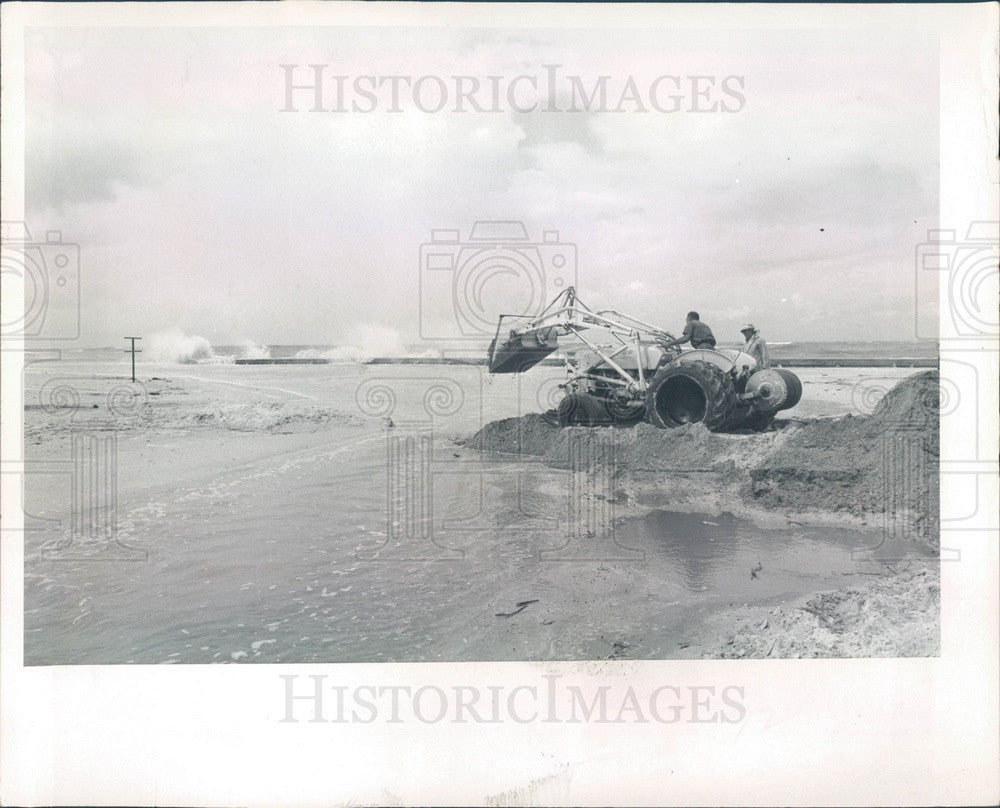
[487,287,677,393]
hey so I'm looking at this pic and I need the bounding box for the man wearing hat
[740,323,769,368]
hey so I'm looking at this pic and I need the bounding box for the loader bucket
[488,335,559,374]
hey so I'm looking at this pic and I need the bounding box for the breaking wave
[240,341,271,360]
[147,332,272,364]
[146,326,439,364]
[294,325,441,362]
[147,330,225,364]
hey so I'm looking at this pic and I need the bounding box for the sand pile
[542,421,792,473]
[464,413,562,456]
[467,371,939,533]
[708,565,939,658]
[868,369,939,428]
[750,370,939,533]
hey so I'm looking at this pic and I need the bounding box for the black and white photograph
[1,2,997,806]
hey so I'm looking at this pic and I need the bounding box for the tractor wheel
[603,390,647,426]
[557,393,613,427]
[605,399,646,426]
[744,409,777,432]
[726,401,753,431]
[774,368,802,409]
[645,360,741,432]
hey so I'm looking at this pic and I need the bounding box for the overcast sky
[25,24,938,348]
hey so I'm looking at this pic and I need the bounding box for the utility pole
[124,337,142,383]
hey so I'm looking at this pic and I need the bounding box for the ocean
[55,340,939,365]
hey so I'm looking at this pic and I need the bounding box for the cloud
[22,25,940,345]
[725,160,936,231]
[512,108,602,156]
[27,125,145,212]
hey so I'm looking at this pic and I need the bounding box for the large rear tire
[645,360,741,432]
[604,391,647,426]
[557,393,613,427]
[606,401,646,426]
[744,409,777,431]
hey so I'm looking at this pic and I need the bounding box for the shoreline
[228,356,941,368]
[22,364,940,662]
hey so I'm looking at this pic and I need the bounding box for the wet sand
[21,362,937,663]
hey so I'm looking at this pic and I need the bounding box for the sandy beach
[22,360,938,664]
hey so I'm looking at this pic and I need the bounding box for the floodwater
[615,510,889,610]
[20,360,915,664]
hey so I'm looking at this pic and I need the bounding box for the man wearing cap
[740,324,769,368]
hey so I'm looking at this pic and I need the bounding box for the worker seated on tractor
[655,311,716,369]
[740,323,769,368]
[657,310,716,357]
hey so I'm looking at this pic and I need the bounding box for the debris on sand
[495,599,540,618]
[707,566,939,658]
[180,403,357,432]
[23,375,360,437]
[608,640,629,659]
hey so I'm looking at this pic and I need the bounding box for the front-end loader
[487,287,801,432]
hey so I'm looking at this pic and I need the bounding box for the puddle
[614,509,916,607]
